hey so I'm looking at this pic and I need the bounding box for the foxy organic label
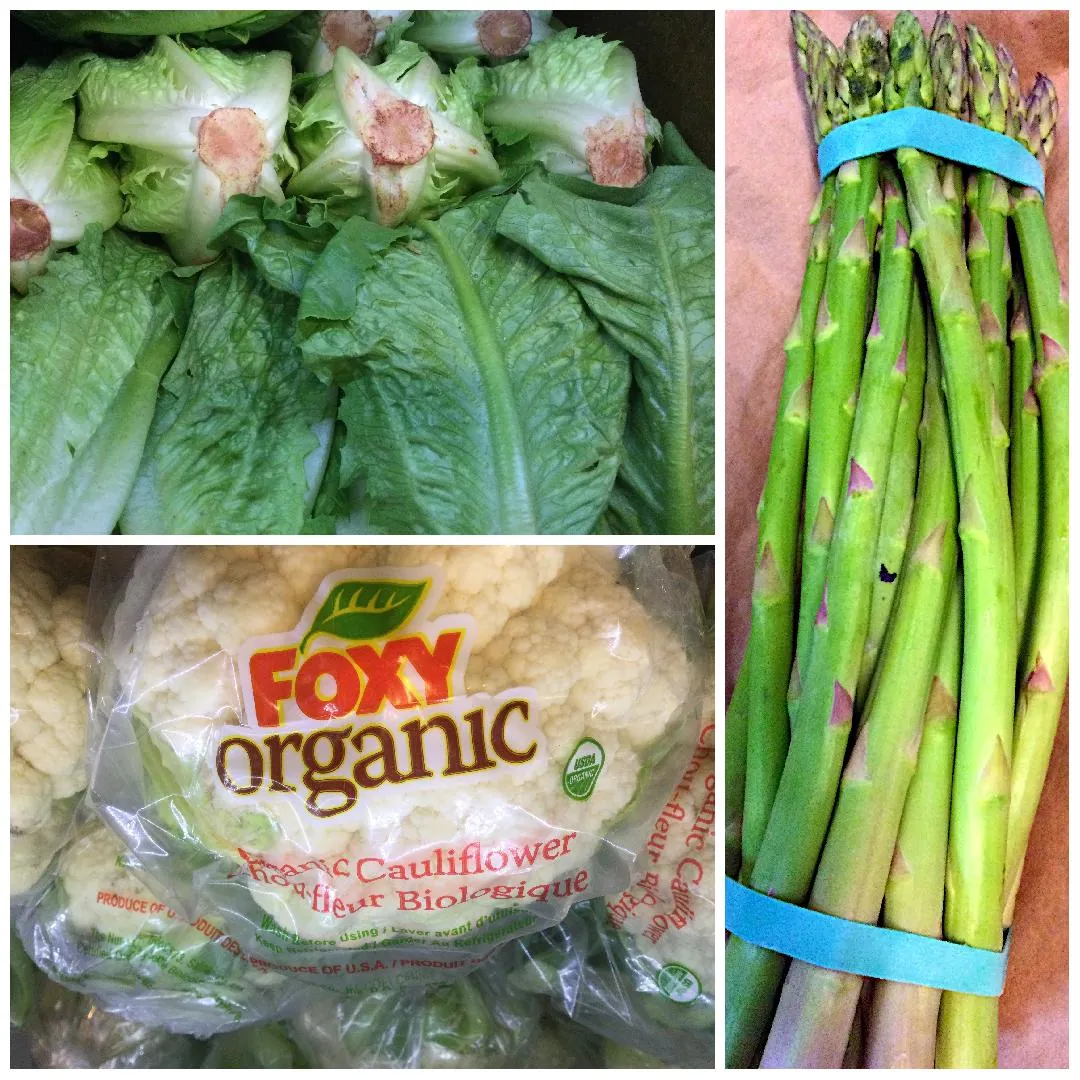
[216,567,545,819]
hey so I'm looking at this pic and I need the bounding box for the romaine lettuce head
[289,41,500,225]
[76,36,295,265]
[404,10,552,60]
[484,29,660,187]
[279,10,414,74]
[10,57,122,294]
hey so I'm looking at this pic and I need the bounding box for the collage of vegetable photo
[10,8,715,537]
[726,8,1067,1070]
[9,12,717,1069]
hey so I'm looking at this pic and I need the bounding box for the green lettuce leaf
[298,197,630,533]
[120,253,337,534]
[209,194,342,296]
[17,11,300,48]
[496,166,715,532]
[11,227,179,534]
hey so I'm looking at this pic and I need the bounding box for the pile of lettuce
[11,10,714,536]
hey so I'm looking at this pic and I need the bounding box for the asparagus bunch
[726,9,1067,1069]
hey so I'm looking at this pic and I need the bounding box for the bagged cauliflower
[10,547,93,896]
[15,819,301,1037]
[510,722,715,1067]
[88,545,704,990]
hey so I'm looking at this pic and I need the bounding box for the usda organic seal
[562,738,605,801]
[657,963,702,1004]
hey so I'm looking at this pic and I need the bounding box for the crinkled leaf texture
[496,166,715,533]
[120,253,336,534]
[11,227,179,534]
[298,197,630,534]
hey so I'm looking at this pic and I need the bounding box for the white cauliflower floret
[105,545,699,945]
[10,549,91,895]
[397,545,566,649]
[58,823,184,942]
[11,754,53,833]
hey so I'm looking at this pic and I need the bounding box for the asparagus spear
[726,20,908,1062]
[725,657,750,879]
[964,25,1013,449]
[760,269,954,1069]
[857,286,926,706]
[790,14,888,712]
[929,14,967,252]
[1003,74,1069,927]
[882,11,1016,1066]
[741,18,840,878]
[1009,278,1041,651]
[865,574,962,1068]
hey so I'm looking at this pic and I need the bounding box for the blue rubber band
[726,877,1011,997]
[818,108,1045,196]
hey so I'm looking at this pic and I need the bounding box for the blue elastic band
[818,108,1045,196]
[726,877,1011,997]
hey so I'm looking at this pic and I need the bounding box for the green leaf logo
[656,963,702,1004]
[562,738,605,801]
[301,579,429,651]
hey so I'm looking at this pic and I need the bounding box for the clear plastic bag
[15,817,303,1037]
[288,957,543,1069]
[86,545,706,991]
[25,978,205,1068]
[509,724,716,1067]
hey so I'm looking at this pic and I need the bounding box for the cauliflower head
[102,545,701,947]
[19,819,293,1037]
[11,548,91,894]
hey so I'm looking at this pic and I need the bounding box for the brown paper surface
[725,11,1068,1068]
